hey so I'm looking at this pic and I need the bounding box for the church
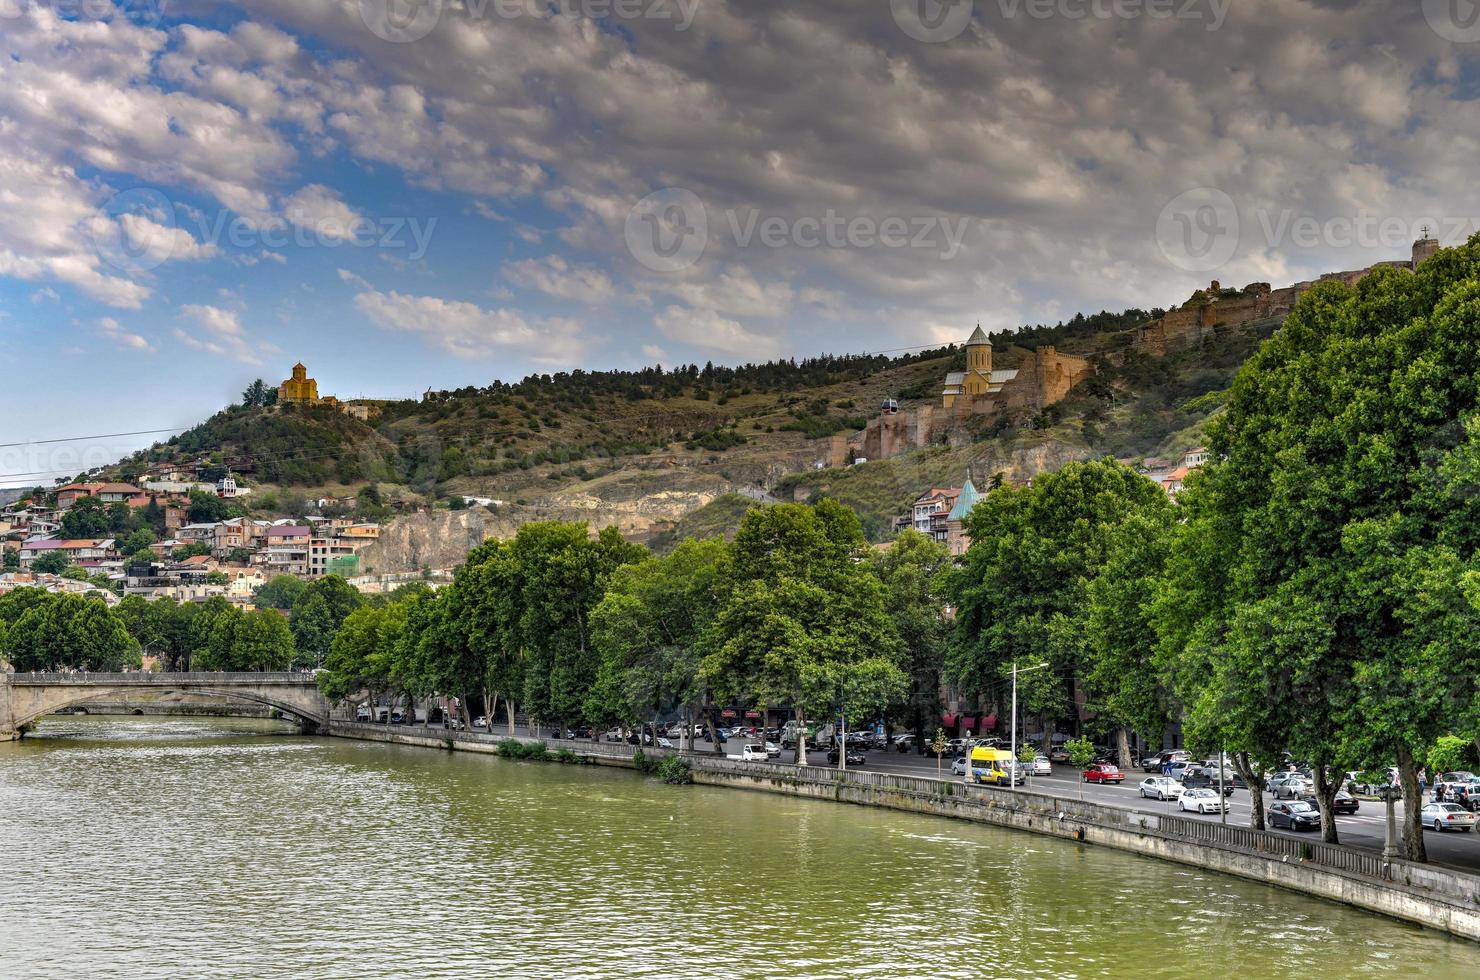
[941,326,1093,414]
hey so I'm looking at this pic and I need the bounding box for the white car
[1179,788,1226,814]
[473,716,488,729]
[1140,777,1184,800]
[735,744,769,762]
[1029,755,1052,776]
[656,737,675,749]
[1270,774,1311,799]
[764,741,781,758]
[1421,802,1477,832]
[950,756,967,776]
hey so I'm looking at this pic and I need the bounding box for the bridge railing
[7,671,319,685]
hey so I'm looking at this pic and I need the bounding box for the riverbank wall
[62,700,276,719]
[326,723,1480,942]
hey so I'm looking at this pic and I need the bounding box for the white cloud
[176,304,269,364]
[654,305,782,360]
[504,255,616,304]
[353,288,590,364]
[281,184,362,241]
[97,316,155,353]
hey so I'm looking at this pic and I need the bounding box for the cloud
[97,316,155,353]
[504,255,617,304]
[281,184,362,241]
[654,305,782,360]
[176,304,269,364]
[352,287,590,363]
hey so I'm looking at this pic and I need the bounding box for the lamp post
[1009,661,1049,791]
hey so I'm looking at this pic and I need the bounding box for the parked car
[1140,777,1183,800]
[1299,792,1359,815]
[1083,763,1125,785]
[656,737,675,749]
[945,738,968,755]
[1270,774,1311,799]
[1179,788,1227,814]
[893,734,916,753]
[1141,750,1190,773]
[1049,747,1071,763]
[1438,783,1480,812]
[1181,770,1236,795]
[732,744,769,762]
[1421,802,1477,832]
[1167,761,1197,782]
[1028,755,1052,776]
[827,747,865,766]
[764,741,781,758]
[1269,801,1321,831]
[950,756,968,776]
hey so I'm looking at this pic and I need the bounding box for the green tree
[32,551,71,575]
[701,500,905,765]
[589,538,727,749]
[254,575,307,610]
[289,576,364,669]
[60,497,111,538]
[943,458,1169,755]
[870,529,951,750]
[187,490,229,524]
[5,593,141,671]
[1155,253,1480,855]
[1084,506,1177,767]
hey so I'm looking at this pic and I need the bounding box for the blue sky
[4,0,1480,486]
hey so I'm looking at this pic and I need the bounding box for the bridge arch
[12,687,327,733]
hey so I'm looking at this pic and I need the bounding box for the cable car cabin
[882,398,899,414]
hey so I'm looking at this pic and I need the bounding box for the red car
[1083,763,1125,784]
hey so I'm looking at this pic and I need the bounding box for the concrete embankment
[326,723,1480,942]
[61,700,276,719]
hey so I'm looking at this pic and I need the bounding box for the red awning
[721,710,737,718]
[744,711,761,719]
[942,713,957,727]
[982,714,998,730]
[961,716,977,730]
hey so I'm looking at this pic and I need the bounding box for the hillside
[97,304,1269,553]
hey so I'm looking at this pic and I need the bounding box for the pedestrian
[1419,768,1428,795]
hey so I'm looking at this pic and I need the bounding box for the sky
[4,0,1480,486]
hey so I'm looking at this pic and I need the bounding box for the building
[941,326,1093,413]
[942,476,980,555]
[18,538,116,568]
[911,487,961,537]
[278,362,322,406]
[53,482,143,509]
[264,525,311,576]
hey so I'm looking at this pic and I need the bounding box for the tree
[289,576,364,669]
[1155,250,1480,856]
[1066,736,1095,800]
[206,570,229,586]
[870,530,951,751]
[2,550,18,570]
[254,575,307,610]
[5,593,141,671]
[32,551,71,575]
[701,500,905,765]
[1084,506,1176,767]
[589,538,728,750]
[60,497,111,538]
[187,490,229,524]
[1428,735,1473,777]
[943,458,1169,755]
[242,379,271,407]
[198,607,294,671]
[173,542,212,560]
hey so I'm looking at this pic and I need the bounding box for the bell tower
[964,324,992,395]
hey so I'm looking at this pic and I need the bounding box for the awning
[721,709,737,718]
[942,713,958,727]
[961,716,977,731]
[982,714,998,730]
[744,711,761,719]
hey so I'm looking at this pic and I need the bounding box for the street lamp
[1009,661,1049,790]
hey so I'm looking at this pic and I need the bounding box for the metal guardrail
[8,672,318,685]
[326,721,1477,900]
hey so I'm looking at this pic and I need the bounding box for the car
[1269,801,1321,831]
[1049,747,1071,763]
[1083,764,1124,784]
[656,737,675,749]
[1028,755,1052,776]
[1181,770,1236,795]
[1179,788,1227,814]
[732,744,769,762]
[1438,783,1480,812]
[1141,750,1190,773]
[355,707,371,722]
[764,741,781,758]
[950,756,968,776]
[1140,776,1183,800]
[1298,792,1359,815]
[893,734,917,753]
[827,747,865,766]
[1421,802,1477,832]
[1167,761,1197,782]
[1270,774,1311,799]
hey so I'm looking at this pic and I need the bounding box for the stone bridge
[0,671,331,739]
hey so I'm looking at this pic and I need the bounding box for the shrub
[656,757,693,785]
[632,748,656,774]
[496,738,548,760]
[553,748,585,765]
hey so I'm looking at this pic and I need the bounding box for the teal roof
[947,478,979,521]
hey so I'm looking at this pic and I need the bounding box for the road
[438,721,1480,872]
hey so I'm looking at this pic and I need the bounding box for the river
[1,717,1474,978]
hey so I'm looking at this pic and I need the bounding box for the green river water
[1,717,1474,978]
